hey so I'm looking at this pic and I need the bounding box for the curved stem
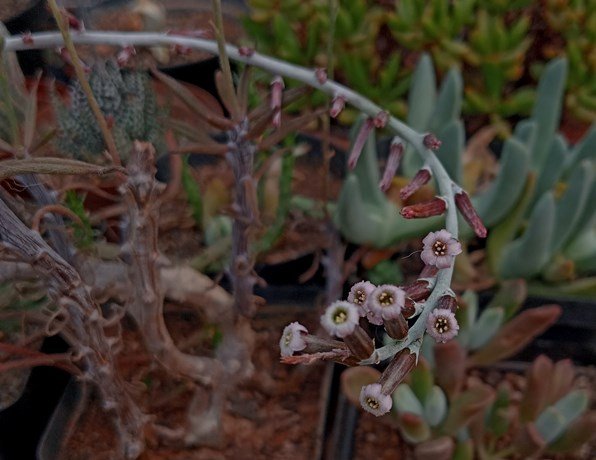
[4,30,460,360]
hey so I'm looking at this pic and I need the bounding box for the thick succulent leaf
[485,279,527,320]
[550,160,594,254]
[393,383,424,417]
[498,192,555,279]
[403,54,436,176]
[546,359,575,406]
[474,137,530,227]
[512,422,547,457]
[340,366,382,408]
[486,384,513,437]
[520,355,554,422]
[468,307,504,350]
[529,58,568,171]
[413,436,455,460]
[409,358,434,403]
[435,119,464,183]
[513,119,537,148]
[407,53,437,131]
[565,124,596,173]
[424,385,448,427]
[455,290,478,347]
[486,173,536,275]
[434,340,466,398]
[467,305,562,366]
[429,68,463,132]
[565,228,596,272]
[441,379,495,435]
[452,440,474,460]
[546,411,596,453]
[530,135,567,209]
[398,412,432,443]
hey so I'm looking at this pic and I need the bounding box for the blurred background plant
[341,283,595,459]
[245,0,595,130]
[334,54,596,299]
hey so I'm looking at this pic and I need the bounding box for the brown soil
[65,304,326,460]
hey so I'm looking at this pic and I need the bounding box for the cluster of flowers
[280,229,465,416]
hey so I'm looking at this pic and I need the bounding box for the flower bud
[315,68,328,84]
[373,111,389,128]
[454,189,487,238]
[347,118,374,169]
[330,94,346,118]
[378,348,417,395]
[270,76,284,128]
[401,197,447,219]
[343,326,374,361]
[238,46,255,57]
[400,167,432,201]
[423,133,441,150]
[403,279,432,302]
[279,322,308,357]
[380,138,404,192]
[437,294,458,313]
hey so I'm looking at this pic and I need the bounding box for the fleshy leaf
[340,366,381,408]
[467,305,562,366]
[441,378,495,435]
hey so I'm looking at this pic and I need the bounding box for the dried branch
[0,195,146,458]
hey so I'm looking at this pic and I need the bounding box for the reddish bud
[378,348,417,395]
[454,190,487,238]
[423,133,441,150]
[380,138,404,191]
[348,119,374,169]
[330,94,346,118]
[270,76,284,128]
[402,299,416,319]
[63,10,84,31]
[238,46,255,57]
[315,68,327,84]
[373,111,389,128]
[403,280,432,302]
[400,167,432,201]
[116,45,136,66]
[420,265,439,279]
[105,115,115,129]
[171,43,191,55]
[22,32,34,45]
[437,295,458,313]
[400,197,447,219]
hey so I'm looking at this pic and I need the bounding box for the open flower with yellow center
[320,301,359,338]
[359,383,392,416]
[426,308,459,343]
[367,284,406,321]
[348,280,376,317]
[420,229,462,269]
[279,322,308,357]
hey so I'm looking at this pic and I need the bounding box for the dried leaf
[0,158,124,180]
[520,355,553,422]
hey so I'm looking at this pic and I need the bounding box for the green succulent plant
[341,284,594,459]
[543,0,596,122]
[54,60,164,160]
[335,54,596,297]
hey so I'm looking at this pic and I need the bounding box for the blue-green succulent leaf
[468,307,505,350]
[535,390,588,444]
[429,68,463,132]
[531,135,567,208]
[499,192,556,279]
[393,383,425,417]
[424,385,448,427]
[529,58,568,171]
[436,119,464,183]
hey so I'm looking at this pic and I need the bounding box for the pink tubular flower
[321,301,359,338]
[423,133,441,150]
[454,189,488,238]
[348,281,376,316]
[379,138,405,191]
[315,68,328,84]
[368,285,406,320]
[426,308,459,343]
[347,119,374,169]
[330,94,346,118]
[400,167,432,201]
[401,197,447,219]
[279,322,308,357]
[420,229,462,269]
[360,383,392,416]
